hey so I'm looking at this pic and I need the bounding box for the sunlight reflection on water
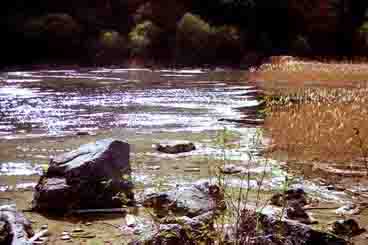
[0,68,260,138]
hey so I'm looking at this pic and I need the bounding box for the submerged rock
[330,219,366,237]
[0,205,34,245]
[33,139,134,212]
[154,142,196,154]
[143,181,224,217]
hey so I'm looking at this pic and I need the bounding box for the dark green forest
[2,0,368,67]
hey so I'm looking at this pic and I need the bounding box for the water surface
[0,68,264,190]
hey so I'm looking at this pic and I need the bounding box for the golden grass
[264,100,368,163]
[249,56,368,87]
[255,58,368,183]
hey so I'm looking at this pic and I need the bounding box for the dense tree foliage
[1,0,368,67]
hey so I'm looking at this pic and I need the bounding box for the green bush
[175,13,213,63]
[88,30,128,65]
[129,21,163,56]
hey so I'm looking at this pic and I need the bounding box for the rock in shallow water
[154,142,196,154]
[220,164,243,174]
[32,139,134,212]
[143,181,225,217]
[47,138,130,182]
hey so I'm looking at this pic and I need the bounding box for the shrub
[87,30,128,65]
[175,13,213,64]
[129,21,163,56]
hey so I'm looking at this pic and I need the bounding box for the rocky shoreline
[2,138,366,244]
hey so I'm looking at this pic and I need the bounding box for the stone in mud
[239,208,347,245]
[131,212,216,245]
[154,142,196,154]
[33,139,134,212]
[330,219,366,237]
[0,205,34,245]
[143,181,224,217]
[270,188,308,207]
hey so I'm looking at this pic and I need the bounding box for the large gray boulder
[33,139,134,212]
[47,139,130,182]
[143,181,225,217]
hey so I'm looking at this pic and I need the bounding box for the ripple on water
[0,162,43,176]
[0,68,261,137]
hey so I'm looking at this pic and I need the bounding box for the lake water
[0,68,259,138]
[0,68,266,190]
[0,67,351,204]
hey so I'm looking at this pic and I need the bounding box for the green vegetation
[2,0,368,66]
[175,13,213,63]
[129,21,163,57]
